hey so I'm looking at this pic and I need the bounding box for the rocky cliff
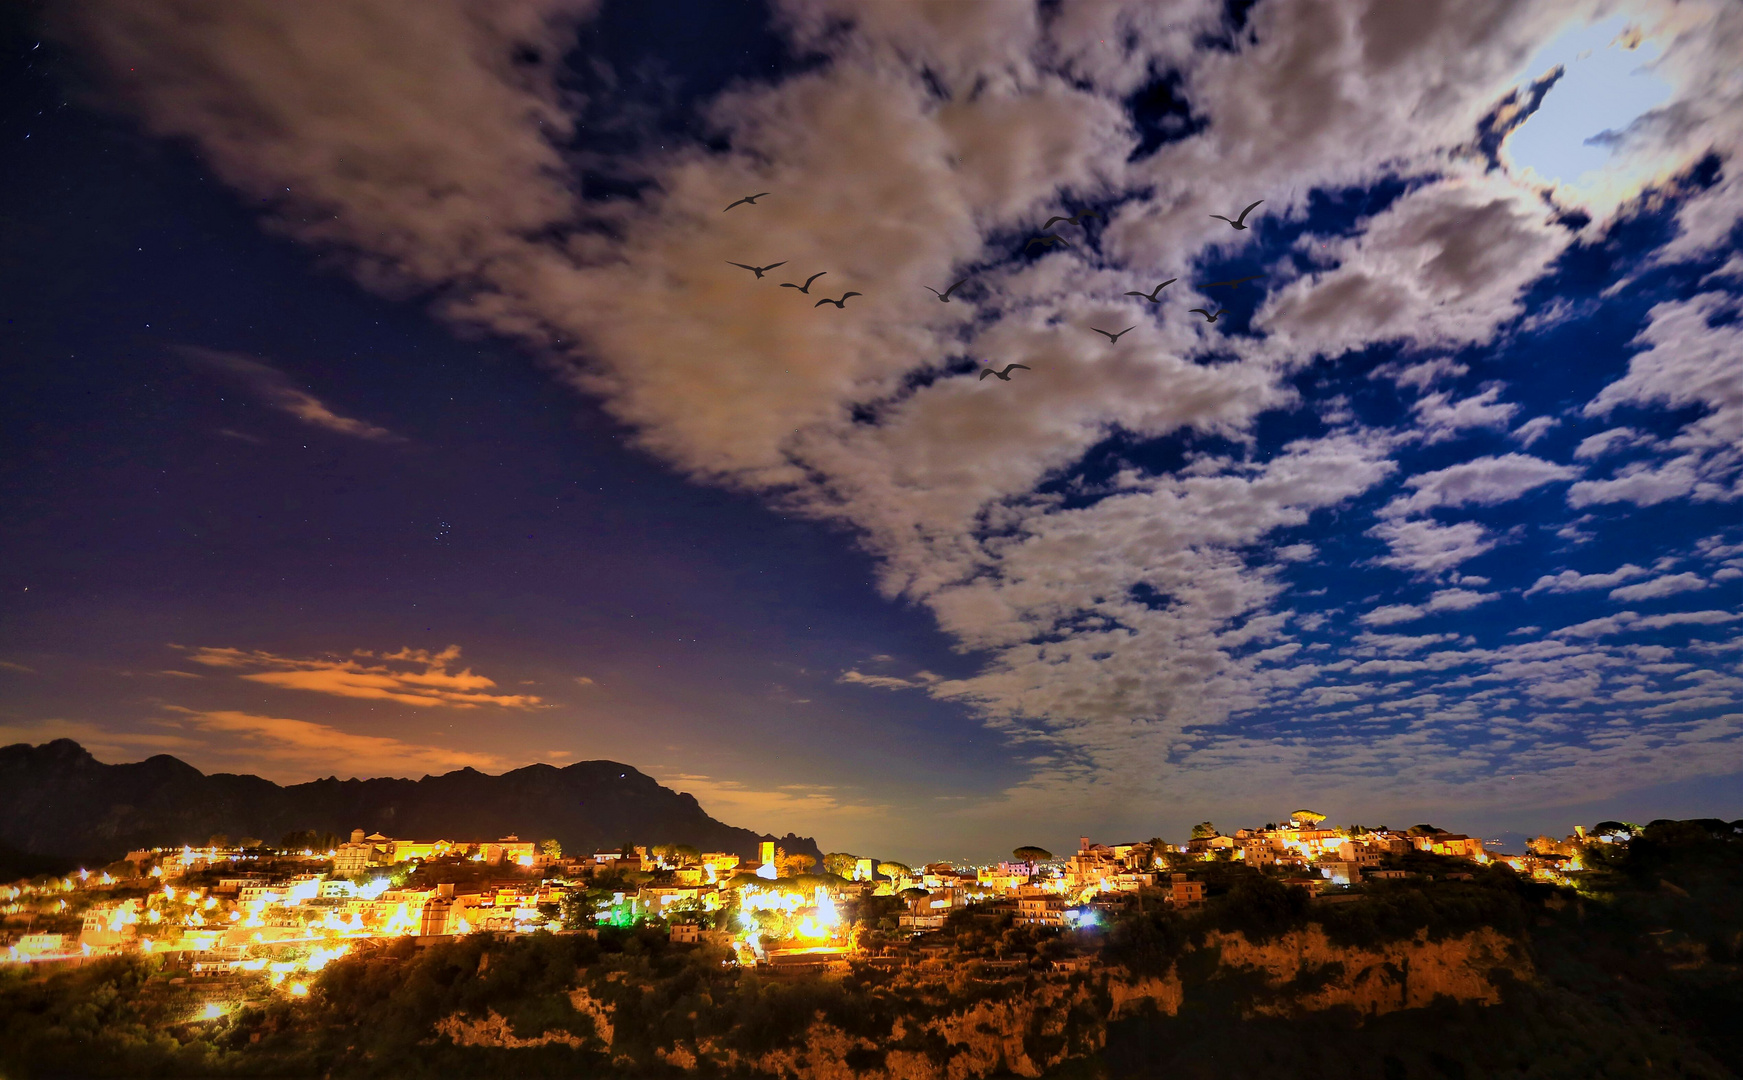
[433,928,1531,1080]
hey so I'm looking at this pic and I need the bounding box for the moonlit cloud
[62,0,1743,834]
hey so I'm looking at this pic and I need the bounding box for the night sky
[2,1,1739,863]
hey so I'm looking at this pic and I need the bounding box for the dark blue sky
[2,1,1739,860]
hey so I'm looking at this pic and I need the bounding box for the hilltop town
[3,810,1600,978]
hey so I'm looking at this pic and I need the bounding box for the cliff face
[0,739,819,864]
[437,929,1529,1080]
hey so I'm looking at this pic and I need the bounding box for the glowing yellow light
[200,1003,225,1021]
[288,982,309,997]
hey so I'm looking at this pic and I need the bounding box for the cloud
[1609,572,1709,602]
[0,660,35,673]
[839,669,941,691]
[1555,609,1743,638]
[1573,426,1654,460]
[1524,563,1650,596]
[574,676,596,686]
[61,0,1743,827]
[1368,517,1497,576]
[1510,415,1559,446]
[178,346,403,442]
[1571,292,1743,507]
[162,707,506,777]
[1409,386,1522,445]
[183,644,540,708]
[1381,453,1579,518]
[663,772,886,829]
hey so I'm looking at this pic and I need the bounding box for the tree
[541,839,562,861]
[206,834,229,849]
[779,852,817,876]
[1190,822,1219,840]
[823,852,859,878]
[1012,846,1053,864]
[1291,810,1327,827]
[877,861,912,880]
[238,837,264,850]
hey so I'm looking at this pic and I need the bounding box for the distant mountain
[0,740,820,872]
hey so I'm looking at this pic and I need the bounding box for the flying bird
[1200,274,1263,289]
[723,192,771,211]
[1210,200,1264,230]
[781,271,827,294]
[1189,308,1225,323]
[924,278,970,302]
[815,292,863,309]
[1091,326,1136,343]
[1124,279,1178,303]
[1041,211,1101,230]
[727,260,787,279]
[980,364,1031,381]
[1025,234,1071,251]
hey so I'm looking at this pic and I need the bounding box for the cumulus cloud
[179,346,403,442]
[1524,563,1650,596]
[183,645,541,708]
[1609,572,1709,602]
[1381,453,1579,518]
[61,0,1743,826]
[1572,292,1743,507]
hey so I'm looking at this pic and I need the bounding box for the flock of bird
[723,194,1267,381]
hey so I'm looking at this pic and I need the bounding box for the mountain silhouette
[0,740,819,871]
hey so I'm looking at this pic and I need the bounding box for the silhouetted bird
[1041,211,1101,230]
[1025,234,1071,251]
[1210,200,1263,230]
[728,260,787,279]
[781,271,827,294]
[1091,326,1136,343]
[723,193,771,211]
[1200,274,1263,289]
[1189,308,1225,323]
[815,292,863,309]
[925,278,970,302]
[980,364,1031,381]
[1124,279,1178,303]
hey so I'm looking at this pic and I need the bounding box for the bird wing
[1209,215,1233,223]
[1237,199,1263,223]
[727,261,755,270]
[924,287,942,297]
[761,261,787,272]
[804,271,826,288]
[1189,308,1211,316]
[942,278,968,298]
[980,368,997,380]
[841,292,862,300]
[750,192,771,201]
[722,199,745,212]
[1077,211,1102,222]
[814,298,834,307]
[1041,216,1069,230]
[1008,364,1031,372]
[1025,237,1045,250]
[1117,326,1135,337]
[1123,290,1146,297]
[1091,328,1115,339]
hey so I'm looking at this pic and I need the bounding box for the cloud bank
[63,0,1743,832]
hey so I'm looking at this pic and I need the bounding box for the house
[1017,892,1068,927]
[669,922,703,944]
[1168,874,1205,908]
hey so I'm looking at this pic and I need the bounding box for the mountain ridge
[0,739,820,871]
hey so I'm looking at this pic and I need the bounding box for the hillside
[0,740,819,869]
